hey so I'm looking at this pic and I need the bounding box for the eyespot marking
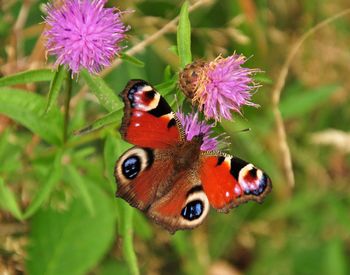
[178,190,209,228]
[122,155,141,179]
[116,147,154,184]
[238,164,268,196]
[181,200,203,221]
[145,90,156,100]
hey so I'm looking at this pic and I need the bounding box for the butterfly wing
[116,79,205,233]
[199,153,272,212]
[115,147,175,210]
[119,79,183,149]
[147,171,210,233]
[115,147,209,233]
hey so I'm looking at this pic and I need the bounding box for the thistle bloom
[176,111,218,151]
[44,0,128,74]
[179,55,259,121]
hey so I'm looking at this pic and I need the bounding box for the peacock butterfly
[114,79,272,233]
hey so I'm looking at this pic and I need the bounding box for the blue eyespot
[244,174,268,196]
[122,156,141,179]
[181,200,203,221]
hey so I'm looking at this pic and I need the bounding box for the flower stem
[63,73,72,143]
[121,203,139,275]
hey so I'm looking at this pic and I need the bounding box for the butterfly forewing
[119,79,182,149]
[199,153,272,212]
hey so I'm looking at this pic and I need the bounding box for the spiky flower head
[44,0,128,74]
[176,111,218,151]
[179,54,259,121]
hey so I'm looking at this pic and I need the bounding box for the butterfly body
[115,79,272,233]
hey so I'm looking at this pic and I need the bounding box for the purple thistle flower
[44,0,128,74]
[176,111,218,151]
[179,55,259,121]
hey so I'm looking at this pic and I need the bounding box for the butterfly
[114,79,272,233]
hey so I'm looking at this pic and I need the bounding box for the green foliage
[120,53,145,68]
[23,151,63,219]
[177,1,192,68]
[0,69,54,87]
[0,178,23,220]
[80,69,122,112]
[74,110,120,136]
[45,65,67,113]
[26,182,116,275]
[280,84,339,119]
[0,88,63,145]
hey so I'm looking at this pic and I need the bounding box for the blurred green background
[0,0,350,274]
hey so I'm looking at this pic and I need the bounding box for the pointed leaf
[155,77,178,96]
[74,110,120,136]
[23,151,62,219]
[0,88,63,145]
[0,178,23,220]
[120,53,145,67]
[119,201,139,275]
[81,69,122,112]
[0,69,54,87]
[177,1,192,68]
[45,65,67,113]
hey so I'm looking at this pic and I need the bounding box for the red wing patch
[119,79,182,149]
[199,154,272,212]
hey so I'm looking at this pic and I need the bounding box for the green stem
[63,73,72,143]
[121,203,139,275]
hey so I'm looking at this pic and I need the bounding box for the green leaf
[120,53,145,67]
[81,70,122,112]
[26,182,116,275]
[119,201,139,275]
[0,88,63,145]
[280,85,339,119]
[255,74,273,84]
[133,211,153,240]
[163,65,173,81]
[74,110,120,136]
[155,77,178,96]
[65,165,95,215]
[0,69,54,87]
[98,260,129,275]
[171,231,203,274]
[0,178,23,220]
[177,1,192,68]
[325,238,348,275]
[23,151,62,219]
[45,66,67,113]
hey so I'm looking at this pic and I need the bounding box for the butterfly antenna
[233,127,251,134]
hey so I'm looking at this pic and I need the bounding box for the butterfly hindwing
[115,147,209,233]
[199,153,272,212]
[147,171,210,233]
[119,79,182,149]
